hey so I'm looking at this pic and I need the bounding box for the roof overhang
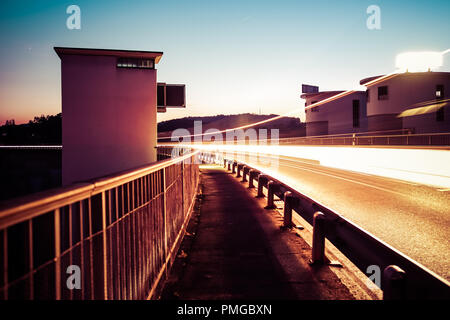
[54,47,163,64]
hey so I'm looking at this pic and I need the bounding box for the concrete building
[302,71,450,136]
[55,47,185,185]
[302,90,367,136]
[361,72,450,133]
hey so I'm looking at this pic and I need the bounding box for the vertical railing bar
[54,208,61,300]
[120,185,126,300]
[79,200,85,299]
[68,204,73,300]
[140,178,144,298]
[107,189,113,300]
[131,181,137,299]
[138,199,144,299]
[88,198,94,299]
[126,183,132,299]
[115,187,121,300]
[182,160,185,217]
[162,167,168,277]
[101,191,108,300]
[28,220,34,300]
[3,229,8,300]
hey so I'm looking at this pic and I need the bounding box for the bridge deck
[160,166,357,300]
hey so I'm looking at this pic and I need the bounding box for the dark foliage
[0,113,62,145]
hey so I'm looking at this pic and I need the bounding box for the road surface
[227,152,450,282]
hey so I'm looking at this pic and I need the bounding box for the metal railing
[158,131,450,147]
[0,148,199,300]
[199,152,450,299]
[278,132,450,147]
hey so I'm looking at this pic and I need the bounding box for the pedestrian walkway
[160,166,357,300]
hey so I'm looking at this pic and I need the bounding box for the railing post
[311,211,326,264]
[54,208,61,300]
[265,180,278,209]
[232,161,237,174]
[283,191,294,228]
[223,159,227,168]
[257,174,269,198]
[248,170,258,188]
[236,163,243,178]
[242,166,249,182]
[227,160,231,171]
[383,265,406,300]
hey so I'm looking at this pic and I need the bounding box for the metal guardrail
[158,132,450,147]
[0,148,199,300]
[0,145,62,150]
[198,152,449,299]
[278,132,450,147]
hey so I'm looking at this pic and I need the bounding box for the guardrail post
[383,265,406,300]
[232,161,237,174]
[242,166,249,182]
[265,181,278,209]
[257,174,269,197]
[311,212,326,264]
[227,160,231,171]
[283,191,294,228]
[236,163,243,178]
[248,170,258,188]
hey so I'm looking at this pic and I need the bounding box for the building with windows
[55,47,185,185]
[302,71,450,136]
[361,72,450,133]
[302,90,367,136]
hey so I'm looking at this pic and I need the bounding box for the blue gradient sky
[0,0,449,124]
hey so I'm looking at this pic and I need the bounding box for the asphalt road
[230,152,450,282]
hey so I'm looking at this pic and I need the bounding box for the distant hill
[158,113,305,139]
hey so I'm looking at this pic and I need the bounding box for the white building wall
[304,91,367,136]
[365,72,450,133]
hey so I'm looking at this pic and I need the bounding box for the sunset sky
[1,0,449,124]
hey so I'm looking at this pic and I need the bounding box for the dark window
[436,85,444,100]
[117,58,154,69]
[436,85,444,121]
[366,89,370,102]
[352,100,360,128]
[437,107,444,122]
[378,86,388,100]
[311,101,319,112]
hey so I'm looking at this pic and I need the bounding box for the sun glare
[395,51,443,72]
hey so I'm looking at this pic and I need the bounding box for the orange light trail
[158,72,400,141]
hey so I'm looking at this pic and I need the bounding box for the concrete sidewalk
[160,166,365,300]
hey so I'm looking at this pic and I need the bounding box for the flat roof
[54,47,163,63]
[360,71,450,86]
[300,90,344,99]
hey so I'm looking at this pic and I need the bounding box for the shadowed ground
[161,166,355,300]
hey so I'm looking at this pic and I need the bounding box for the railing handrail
[0,149,199,230]
[278,131,450,140]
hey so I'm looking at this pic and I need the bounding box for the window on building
[352,100,360,128]
[437,107,444,122]
[436,85,444,100]
[117,58,154,69]
[366,89,370,102]
[436,85,445,122]
[378,86,388,100]
[311,101,319,112]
